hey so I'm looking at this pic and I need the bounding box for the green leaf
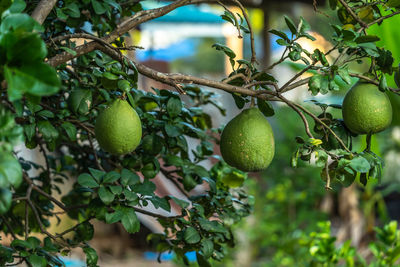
[165,124,182,137]
[120,208,140,233]
[197,252,211,267]
[269,29,289,41]
[118,80,131,92]
[11,239,32,249]
[43,237,58,253]
[289,50,301,61]
[60,46,77,56]
[89,168,105,183]
[0,14,42,33]
[349,156,371,173]
[212,43,236,58]
[231,93,245,109]
[27,237,41,248]
[121,169,140,186]
[150,196,171,212]
[184,227,201,244]
[167,97,182,117]
[105,210,123,224]
[4,32,47,63]
[395,64,400,88]
[103,171,120,184]
[98,186,115,205]
[28,255,47,267]
[102,72,119,80]
[78,173,99,188]
[0,188,12,215]
[132,180,156,195]
[276,38,290,46]
[37,121,58,141]
[61,122,77,141]
[379,75,388,92]
[355,35,380,44]
[23,124,36,142]
[68,89,92,115]
[198,218,227,233]
[124,189,138,202]
[109,185,122,195]
[37,110,54,119]
[284,15,297,35]
[170,196,190,208]
[0,153,22,188]
[82,246,98,267]
[299,17,310,33]
[308,75,322,95]
[141,134,163,155]
[92,0,107,14]
[64,2,80,18]
[201,239,214,258]
[76,221,94,242]
[257,99,275,117]
[338,67,351,84]
[8,0,25,13]
[387,0,400,8]
[4,63,60,101]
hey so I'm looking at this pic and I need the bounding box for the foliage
[1,0,400,266]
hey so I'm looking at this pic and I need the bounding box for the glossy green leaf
[184,227,201,244]
[77,173,99,188]
[98,186,114,204]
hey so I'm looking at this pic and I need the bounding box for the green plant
[2,0,400,266]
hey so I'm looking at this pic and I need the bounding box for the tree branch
[48,0,199,66]
[95,43,277,99]
[31,0,58,24]
[337,0,368,28]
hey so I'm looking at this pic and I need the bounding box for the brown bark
[31,0,58,24]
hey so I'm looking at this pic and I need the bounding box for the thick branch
[95,43,277,99]
[31,0,58,24]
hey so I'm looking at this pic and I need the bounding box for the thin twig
[337,0,368,27]
[325,160,332,190]
[160,168,190,198]
[56,217,94,238]
[231,0,257,63]
[294,102,352,154]
[25,185,33,239]
[216,0,242,38]
[367,10,400,27]
[278,95,314,138]
[87,133,104,171]
[1,215,17,239]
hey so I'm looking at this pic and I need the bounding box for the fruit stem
[365,132,372,152]
[250,97,255,107]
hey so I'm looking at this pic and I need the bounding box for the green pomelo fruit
[342,82,392,134]
[220,108,275,172]
[95,99,142,155]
